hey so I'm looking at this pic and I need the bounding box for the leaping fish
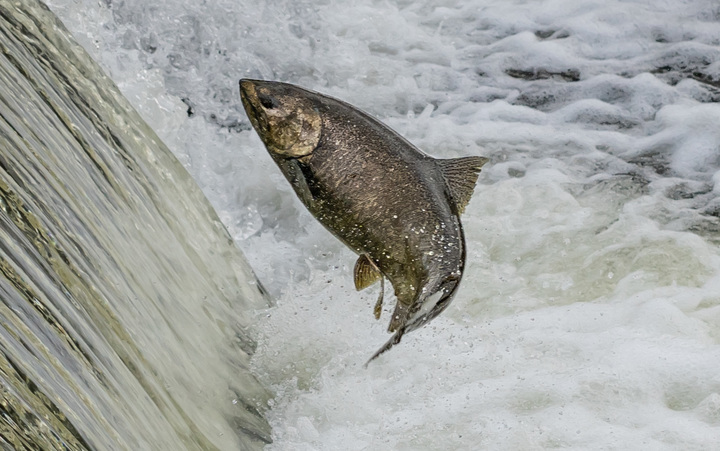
[239,79,488,365]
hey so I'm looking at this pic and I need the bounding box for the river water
[43,0,720,449]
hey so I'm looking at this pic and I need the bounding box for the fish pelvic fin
[437,156,489,215]
[354,254,385,319]
[354,254,383,290]
[364,328,405,368]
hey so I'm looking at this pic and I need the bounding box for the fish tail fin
[364,328,405,368]
[403,275,462,334]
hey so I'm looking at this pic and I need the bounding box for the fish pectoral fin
[354,254,386,319]
[436,156,489,215]
[353,254,382,291]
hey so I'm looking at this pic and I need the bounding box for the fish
[239,79,488,364]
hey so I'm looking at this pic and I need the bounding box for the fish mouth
[239,79,264,131]
[239,79,258,112]
[239,79,259,100]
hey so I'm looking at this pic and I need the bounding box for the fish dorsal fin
[436,156,489,215]
[354,254,382,291]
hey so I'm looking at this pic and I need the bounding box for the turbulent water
[0,1,271,449]
[47,0,720,449]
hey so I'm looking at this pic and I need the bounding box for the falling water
[0,1,270,449]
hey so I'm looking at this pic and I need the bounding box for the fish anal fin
[387,301,409,333]
[353,254,382,291]
[373,276,384,320]
[436,156,489,215]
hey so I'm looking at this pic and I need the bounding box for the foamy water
[48,0,720,449]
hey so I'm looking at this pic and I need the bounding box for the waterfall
[0,0,270,449]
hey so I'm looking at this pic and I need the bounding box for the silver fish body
[240,79,487,363]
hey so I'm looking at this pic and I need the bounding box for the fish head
[239,79,322,158]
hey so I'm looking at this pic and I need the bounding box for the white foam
[48,0,720,449]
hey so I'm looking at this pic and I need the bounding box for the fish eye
[259,94,277,109]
